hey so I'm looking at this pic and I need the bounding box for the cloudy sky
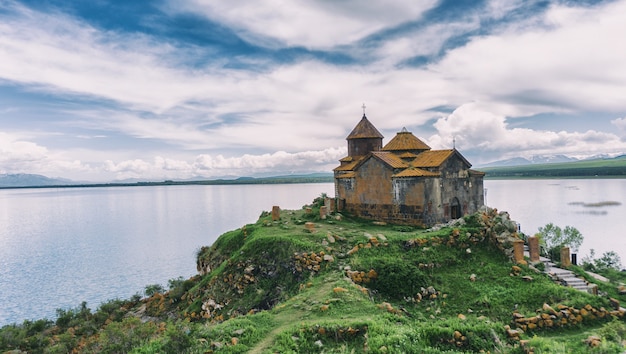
[1,0,625,181]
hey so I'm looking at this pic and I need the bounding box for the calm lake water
[1,179,624,326]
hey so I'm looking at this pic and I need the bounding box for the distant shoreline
[3,174,626,191]
[0,175,335,190]
[483,175,626,180]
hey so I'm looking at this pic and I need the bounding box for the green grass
[2,205,626,353]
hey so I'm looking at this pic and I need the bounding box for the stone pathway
[524,253,597,294]
[546,263,595,293]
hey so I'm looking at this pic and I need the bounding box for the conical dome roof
[382,128,431,151]
[346,115,384,140]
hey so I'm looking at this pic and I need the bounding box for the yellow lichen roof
[382,129,431,151]
[339,156,353,162]
[393,168,440,178]
[346,115,384,139]
[334,156,365,171]
[411,150,455,168]
[469,169,486,176]
[397,152,418,159]
[370,151,408,169]
[335,171,356,178]
[334,161,358,171]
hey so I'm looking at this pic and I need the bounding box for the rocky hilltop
[2,199,626,353]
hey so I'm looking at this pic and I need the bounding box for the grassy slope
[2,205,626,353]
[147,207,624,353]
[481,156,626,178]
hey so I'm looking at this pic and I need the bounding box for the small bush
[144,284,165,297]
[392,225,414,232]
[366,258,428,299]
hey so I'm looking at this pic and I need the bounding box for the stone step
[550,271,575,279]
[561,278,587,285]
[563,279,587,286]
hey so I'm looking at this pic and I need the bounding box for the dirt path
[248,280,337,354]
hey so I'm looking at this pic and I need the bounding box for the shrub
[537,223,583,255]
[144,284,165,297]
[367,258,428,299]
[96,317,158,353]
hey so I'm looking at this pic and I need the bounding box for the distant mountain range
[0,174,75,188]
[3,154,626,188]
[477,154,581,168]
[0,173,335,188]
[480,154,626,178]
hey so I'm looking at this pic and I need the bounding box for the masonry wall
[348,138,382,157]
[352,158,393,205]
[436,156,484,222]
[334,153,485,227]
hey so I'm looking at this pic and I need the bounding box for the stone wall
[429,206,521,260]
[342,202,427,226]
[335,151,484,227]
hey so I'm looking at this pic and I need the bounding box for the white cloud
[2,0,626,180]
[373,20,479,67]
[612,117,626,132]
[0,132,49,172]
[172,0,439,49]
[486,0,528,19]
[429,103,626,162]
[0,1,239,113]
[431,0,626,115]
[102,147,345,180]
[0,131,93,176]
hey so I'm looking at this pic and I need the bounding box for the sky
[1,0,626,182]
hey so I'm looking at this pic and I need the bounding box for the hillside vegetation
[2,199,626,353]
[482,155,626,178]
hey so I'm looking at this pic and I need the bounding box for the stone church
[334,114,485,226]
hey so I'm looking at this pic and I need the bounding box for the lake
[485,178,626,263]
[1,179,624,326]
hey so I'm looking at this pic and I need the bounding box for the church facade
[334,114,485,226]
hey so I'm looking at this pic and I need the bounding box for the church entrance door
[450,197,461,219]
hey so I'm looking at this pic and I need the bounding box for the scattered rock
[511,265,522,275]
[610,297,620,310]
[469,274,477,282]
[583,335,601,347]
[542,303,558,316]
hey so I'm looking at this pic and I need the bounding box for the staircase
[546,266,594,293]
[524,250,596,294]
